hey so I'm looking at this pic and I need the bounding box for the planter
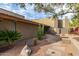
[33,38,38,46]
[32,38,44,45]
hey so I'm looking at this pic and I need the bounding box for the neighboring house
[0,8,44,39]
[33,17,54,27]
[33,17,69,34]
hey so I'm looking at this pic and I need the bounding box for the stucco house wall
[0,19,15,31]
[16,22,38,39]
[0,19,38,39]
[0,8,40,39]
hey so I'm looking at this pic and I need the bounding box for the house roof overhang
[0,8,49,27]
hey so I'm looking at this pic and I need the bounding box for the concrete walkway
[31,40,69,56]
[0,34,79,56]
[31,34,79,56]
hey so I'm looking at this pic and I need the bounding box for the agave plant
[0,30,23,46]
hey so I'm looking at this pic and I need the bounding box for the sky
[0,3,73,20]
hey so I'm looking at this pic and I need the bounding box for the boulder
[26,39,35,47]
[20,45,31,56]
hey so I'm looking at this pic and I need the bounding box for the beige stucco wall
[16,22,37,39]
[0,19,38,39]
[0,19,15,31]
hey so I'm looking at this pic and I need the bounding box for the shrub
[0,30,23,46]
[36,25,45,40]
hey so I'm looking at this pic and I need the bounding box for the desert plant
[0,30,23,46]
[36,25,45,40]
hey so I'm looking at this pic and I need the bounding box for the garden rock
[20,45,31,56]
[26,39,35,47]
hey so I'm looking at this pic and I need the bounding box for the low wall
[53,28,69,34]
[61,28,69,34]
[62,37,79,56]
[70,39,79,56]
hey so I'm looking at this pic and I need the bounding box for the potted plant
[33,25,45,45]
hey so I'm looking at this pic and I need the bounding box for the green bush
[37,25,45,40]
[0,30,23,46]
